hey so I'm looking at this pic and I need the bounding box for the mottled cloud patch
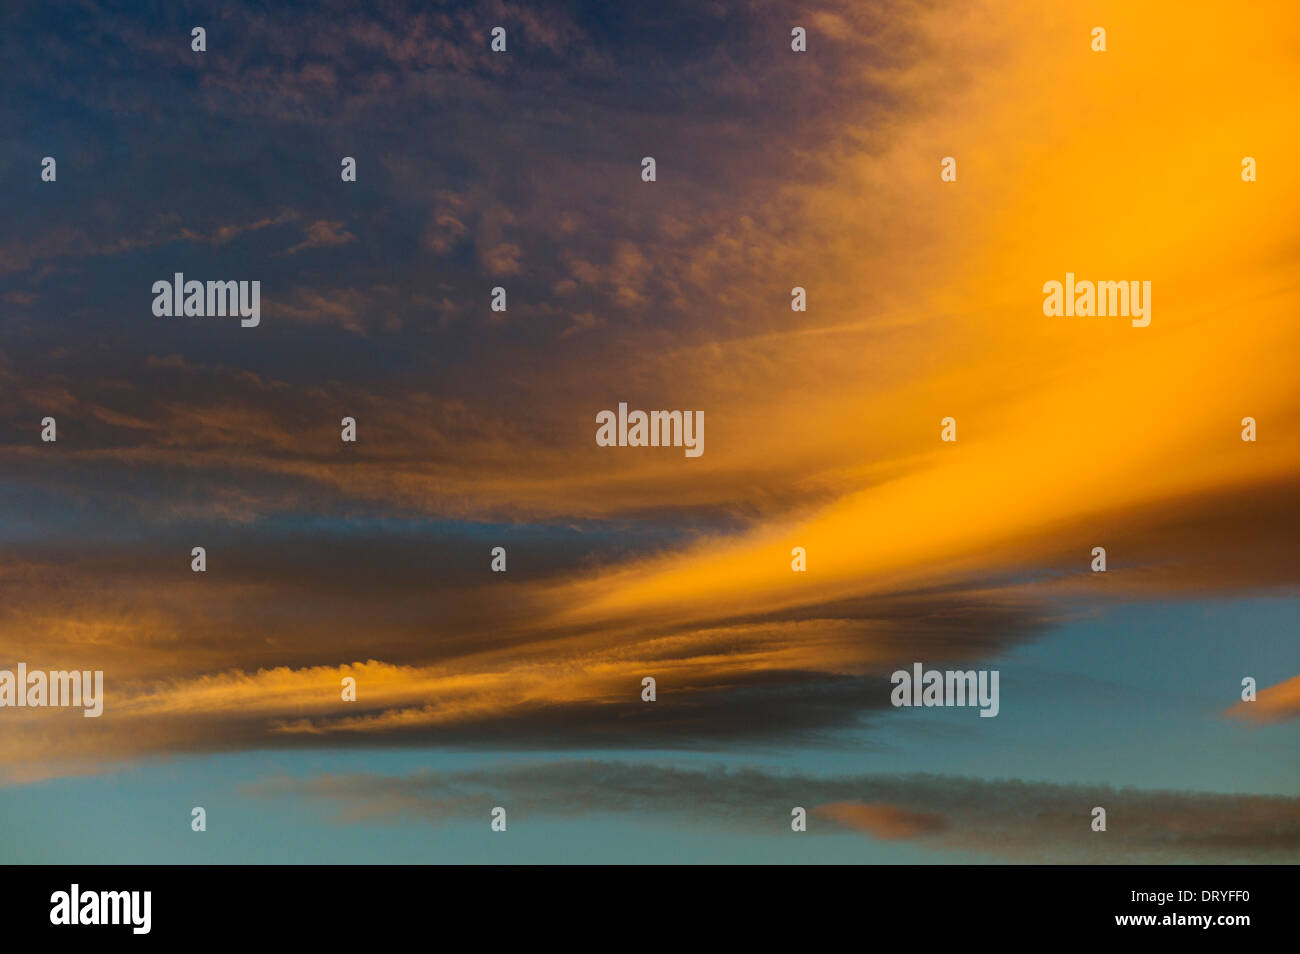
[286,220,358,255]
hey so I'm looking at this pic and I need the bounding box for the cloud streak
[1227,674,1300,724]
[245,760,1300,863]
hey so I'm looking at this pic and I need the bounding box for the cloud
[0,582,1054,781]
[1226,674,1300,724]
[481,242,523,276]
[243,760,1300,863]
[816,801,949,839]
[180,212,300,247]
[285,220,358,255]
[560,311,606,337]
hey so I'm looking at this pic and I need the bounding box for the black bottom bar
[8,864,1288,941]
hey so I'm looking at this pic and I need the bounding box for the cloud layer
[245,760,1300,863]
[0,0,1296,801]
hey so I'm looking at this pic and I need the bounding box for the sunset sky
[1,0,1297,863]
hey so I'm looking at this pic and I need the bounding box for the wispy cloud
[244,760,1300,862]
[1227,674,1300,724]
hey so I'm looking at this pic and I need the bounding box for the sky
[0,0,1297,864]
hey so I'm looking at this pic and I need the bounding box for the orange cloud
[816,801,948,840]
[1226,674,1300,724]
